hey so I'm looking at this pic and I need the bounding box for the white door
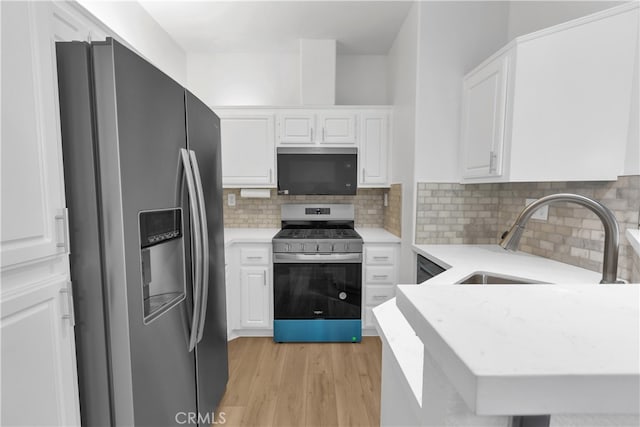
[359,113,389,186]
[317,113,357,144]
[1,278,80,426]
[240,267,270,328]
[277,114,316,144]
[220,114,276,186]
[460,53,509,179]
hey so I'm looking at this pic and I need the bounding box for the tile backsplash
[222,188,386,228]
[416,176,640,282]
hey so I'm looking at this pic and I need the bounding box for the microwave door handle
[179,149,202,352]
[188,150,209,344]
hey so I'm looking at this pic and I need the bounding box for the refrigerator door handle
[188,150,209,344]
[179,149,203,352]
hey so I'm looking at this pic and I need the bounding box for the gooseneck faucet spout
[499,193,621,284]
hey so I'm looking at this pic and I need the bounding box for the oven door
[273,256,361,320]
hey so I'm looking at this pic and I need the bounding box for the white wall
[413,1,510,183]
[187,51,389,106]
[336,55,388,105]
[187,52,300,106]
[387,3,419,283]
[77,1,187,85]
[507,1,626,40]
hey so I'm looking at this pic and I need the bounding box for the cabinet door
[220,114,276,186]
[317,113,357,144]
[0,2,86,268]
[240,267,270,328]
[460,54,509,179]
[277,114,316,144]
[359,113,389,186]
[1,278,80,426]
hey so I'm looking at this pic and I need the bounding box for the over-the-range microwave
[277,147,357,195]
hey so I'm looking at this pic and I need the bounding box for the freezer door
[91,39,198,426]
[185,91,229,414]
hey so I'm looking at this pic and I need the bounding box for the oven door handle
[273,253,362,263]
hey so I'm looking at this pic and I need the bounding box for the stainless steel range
[272,204,363,342]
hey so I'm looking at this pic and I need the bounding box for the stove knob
[339,292,347,300]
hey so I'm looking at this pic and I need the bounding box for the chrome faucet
[500,193,622,284]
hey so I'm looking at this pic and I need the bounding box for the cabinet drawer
[365,247,395,265]
[365,266,395,284]
[240,248,270,265]
[365,285,395,306]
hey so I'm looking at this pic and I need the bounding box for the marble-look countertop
[356,228,401,244]
[223,228,279,247]
[413,244,601,284]
[223,227,400,246]
[374,244,634,417]
[396,283,640,415]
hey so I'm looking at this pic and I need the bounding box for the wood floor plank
[218,338,382,427]
[240,338,287,427]
[272,343,309,426]
[304,343,338,426]
[219,337,266,407]
[331,343,373,426]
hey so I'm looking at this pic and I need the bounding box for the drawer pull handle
[372,275,388,279]
[246,256,264,260]
[373,256,389,260]
[372,295,388,301]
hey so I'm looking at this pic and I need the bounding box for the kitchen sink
[456,272,547,285]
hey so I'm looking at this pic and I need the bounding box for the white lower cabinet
[226,243,272,337]
[1,278,80,426]
[362,243,399,331]
[240,267,270,328]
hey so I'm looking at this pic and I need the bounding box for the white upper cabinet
[460,54,508,179]
[277,110,357,146]
[277,113,316,144]
[218,111,276,187]
[460,3,639,183]
[317,112,357,144]
[359,112,390,187]
[218,107,392,187]
[1,2,73,268]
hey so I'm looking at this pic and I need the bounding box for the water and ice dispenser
[139,208,186,323]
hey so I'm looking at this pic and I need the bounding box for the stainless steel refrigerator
[56,38,228,426]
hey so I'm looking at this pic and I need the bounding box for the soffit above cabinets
[138,1,413,54]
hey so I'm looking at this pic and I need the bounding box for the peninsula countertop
[395,283,640,415]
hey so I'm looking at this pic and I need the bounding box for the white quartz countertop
[357,228,401,243]
[413,244,601,284]
[395,283,640,415]
[223,228,279,246]
[223,227,399,246]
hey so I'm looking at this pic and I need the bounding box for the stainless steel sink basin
[456,272,547,285]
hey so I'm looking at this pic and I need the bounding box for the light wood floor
[216,337,382,427]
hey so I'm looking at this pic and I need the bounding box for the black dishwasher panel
[417,254,446,283]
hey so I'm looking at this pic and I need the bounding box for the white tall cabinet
[1,2,106,425]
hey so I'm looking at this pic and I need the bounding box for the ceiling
[138,1,413,55]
